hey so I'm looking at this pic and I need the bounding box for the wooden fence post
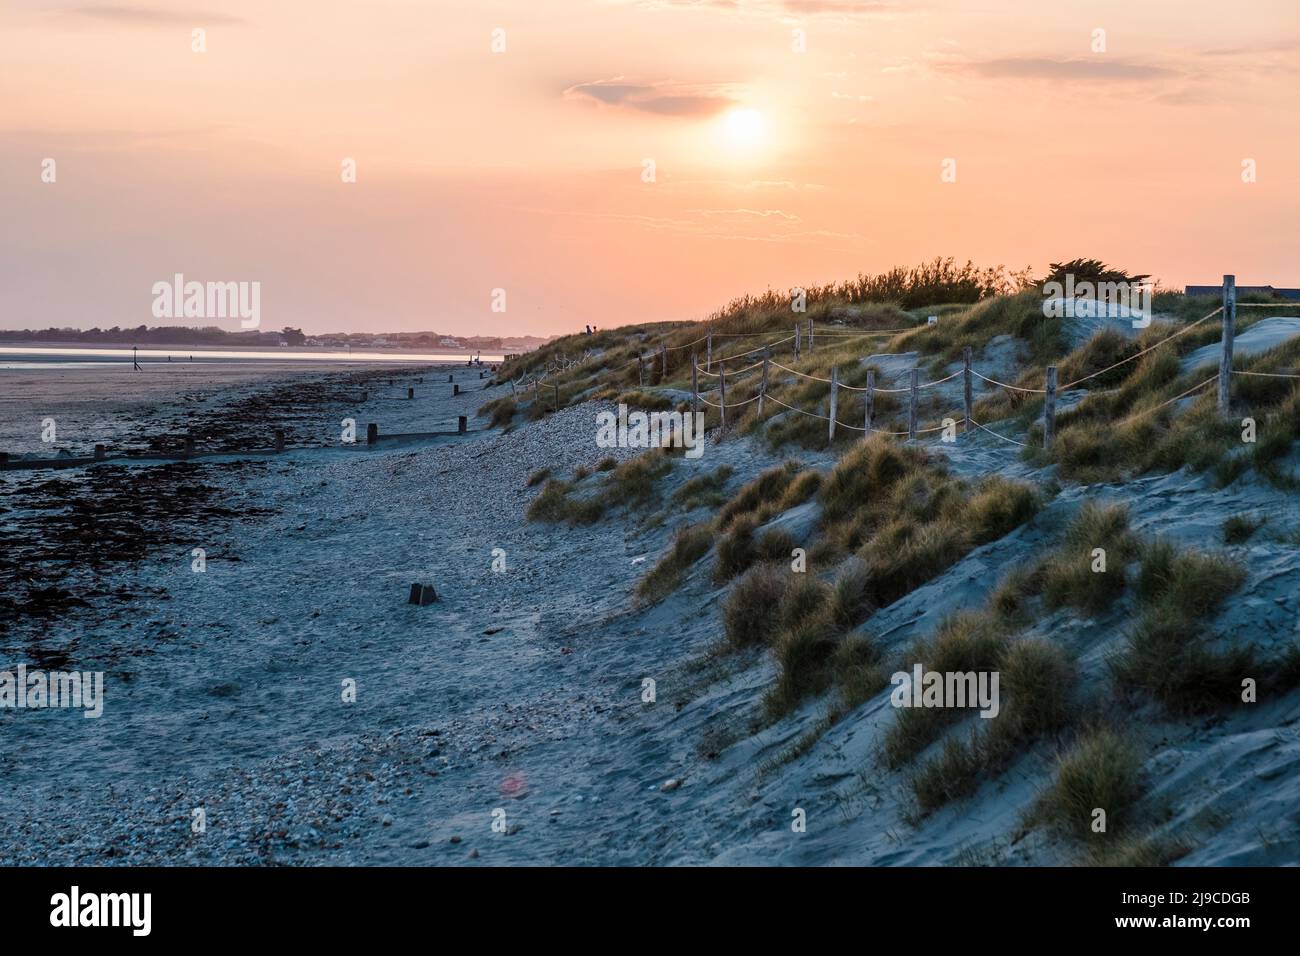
[706,333,713,372]
[274,430,285,453]
[691,355,699,417]
[458,416,467,434]
[865,369,875,435]
[828,365,838,444]
[661,345,667,378]
[808,318,814,353]
[794,324,801,360]
[408,387,414,399]
[1218,274,1236,414]
[719,363,728,430]
[963,345,973,433]
[638,354,645,387]
[553,383,559,412]
[907,369,919,441]
[1044,365,1057,448]
[759,349,770,415]
[366,423,378,445]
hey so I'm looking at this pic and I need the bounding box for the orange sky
[2,0,1298,335]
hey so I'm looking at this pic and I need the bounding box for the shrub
[672,465,734,510]
[608,453,672,509]
[766,612,840,718]
[714,513,759,583]
[1039,729,1144,840]
[866,516,970,607]
[526,479,573,521]
[966,477,1039,544]
[717,461,803,529]
[819,436,925,524]
[778,468,823,509]
[723,564,787,648]
[828,558,873,628]
[754,527,797,565]
[1041,501,1135,615]
[1136,543,1245,617]
[1222,514,1263,544]
[831,633,884,709]
[637,524,713,602]
[480,396,517,429]
[882,612,1004,768]
[526,467,551,488]
[995,639,1073,742]
[778,575,831,630]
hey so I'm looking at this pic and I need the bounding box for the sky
[2,0,1298,336]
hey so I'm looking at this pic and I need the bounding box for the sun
[719,108,768,153]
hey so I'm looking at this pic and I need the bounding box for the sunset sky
[2,0,1298,336]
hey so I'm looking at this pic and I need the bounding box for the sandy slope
[3,369,1299,866]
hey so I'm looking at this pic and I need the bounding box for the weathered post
[638,353,645,387]
[828,365,838,444]
[691,354,699,417]
[808,318,814,353]
[407,387,414,399]
[661,345,667,378]
[367,423,378,445]
[706,333,713,372]
[963,346,973,434]
[719,363,728,430]
[794,324,801,360]
[453,383,460,395]
[274,430,285,453]
[553,383,559,412]
[759,349,770,415]
[865,369,875,435]
[907,370,919,441]
[94,444,106,461]
[458,416,467,434]
[1218,274,1236,414]
[1044,365,1057,449]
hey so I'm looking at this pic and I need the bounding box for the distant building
[1185,284,1300,300]
[439,337,460,347]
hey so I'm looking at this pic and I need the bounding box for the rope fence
[511,275,1293,454]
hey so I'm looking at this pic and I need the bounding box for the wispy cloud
[564,78,739,116]
[63,5,244,26]
[937,56,1179,83]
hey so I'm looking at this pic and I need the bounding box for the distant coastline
[0,343,507,365]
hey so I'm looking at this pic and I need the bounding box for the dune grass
[672,465,734,511]
[1111,541,1250,714]
[1039,501,1138,615]
[527,452,672,525]
[716,460,804,530]
[637,523,714,603]
[1035,728,1145,840]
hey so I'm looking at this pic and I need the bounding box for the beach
[5,344,1300,867]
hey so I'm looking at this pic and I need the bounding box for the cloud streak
[938,56,1179,83]
[64,5,244,26]
[564,78,739,116]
